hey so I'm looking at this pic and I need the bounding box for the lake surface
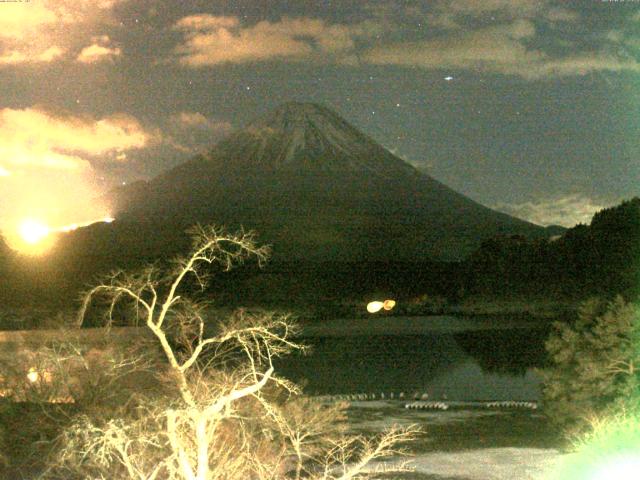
[276,316,551,401]
[276,316,567,479]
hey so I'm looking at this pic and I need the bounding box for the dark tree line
[2,198,639,312]
[463,197,640,301]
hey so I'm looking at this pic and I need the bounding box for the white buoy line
[312,393,538,410]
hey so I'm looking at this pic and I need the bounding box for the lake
[276,316,551,401]
[275,316,568,480]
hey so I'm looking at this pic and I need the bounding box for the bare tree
[41,225,418,480]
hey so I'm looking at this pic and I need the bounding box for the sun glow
[9,218,55,255]
[5,215,115,255]
[19,219,50,245]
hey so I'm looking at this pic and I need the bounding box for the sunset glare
[19,219,50,245]
[5,216,115,255]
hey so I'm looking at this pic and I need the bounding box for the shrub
[541,295,640,438]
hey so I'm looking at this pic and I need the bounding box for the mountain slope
[103,102,546,263]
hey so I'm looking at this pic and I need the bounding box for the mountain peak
[247,101,359,144]
[261,101,332,116]
[250,102,340,130]
[214,101,410,174]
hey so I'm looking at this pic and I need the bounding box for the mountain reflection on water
[274,318,551,401]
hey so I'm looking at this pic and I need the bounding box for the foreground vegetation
[541,296,640,437]
[1,225,417,479]
[541,295,640,447]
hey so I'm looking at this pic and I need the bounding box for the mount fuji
[80,102,548,265]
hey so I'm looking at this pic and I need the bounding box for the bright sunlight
[6,216,115,256]
[19,219,50,245]
[10,218,55,255]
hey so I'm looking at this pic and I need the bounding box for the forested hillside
[464,198,640,300]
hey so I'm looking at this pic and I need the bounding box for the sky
[1,0,640,247]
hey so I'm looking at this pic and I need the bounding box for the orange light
[367,299,397,314]
[383,299,396,311]
[27,368,39,383]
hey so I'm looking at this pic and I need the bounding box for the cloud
[0,0,127,66]
[0,46,65,65]
[0,108,152,171]
[546,7,580,23]
[530,53,640,78]
[47,0,129,26]
[172,15,379,66]
[422,1,578,31]
[77,35,121,63]
[396,2,594,79]
[494,195,605,227]
[364,21,541,73]
[363,19,640,80]
[171,9,609,79]
[436,0,545,18]
[0,3,58,40]
[425,12,460,31]
[171,111,231,131]
[77,43,120,63]
[166,111,233,153]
